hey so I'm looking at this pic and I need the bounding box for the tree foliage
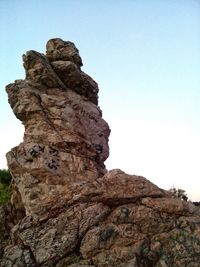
[169,187,188,201]
[193,202,200,207]
[0,169,12,185]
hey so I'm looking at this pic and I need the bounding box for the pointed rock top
[46,38,83,68]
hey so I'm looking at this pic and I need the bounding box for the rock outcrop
[1,38,200,267]
[6,38,110,218]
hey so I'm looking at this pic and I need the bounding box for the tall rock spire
[6,38,110,217]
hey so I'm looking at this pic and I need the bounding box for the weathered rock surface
[6,38,110,218]
[1,38,200,266]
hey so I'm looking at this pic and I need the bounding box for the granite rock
[6,39,110,217]
[1,38,200,267]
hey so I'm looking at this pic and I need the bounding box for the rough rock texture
[6,38,110,218]
[1,38,200,267]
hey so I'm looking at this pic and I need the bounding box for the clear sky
[0,0,200,200]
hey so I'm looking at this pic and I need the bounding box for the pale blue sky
[0,0,200,200]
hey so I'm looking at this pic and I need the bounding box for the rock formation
[1,38,200,267]
[6,38,110,219]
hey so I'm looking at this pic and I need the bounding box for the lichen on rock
[1,38,200,266]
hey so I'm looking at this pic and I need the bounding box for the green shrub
[0,169,12,185]
[0,183,11,206]
[0,169,12,206]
